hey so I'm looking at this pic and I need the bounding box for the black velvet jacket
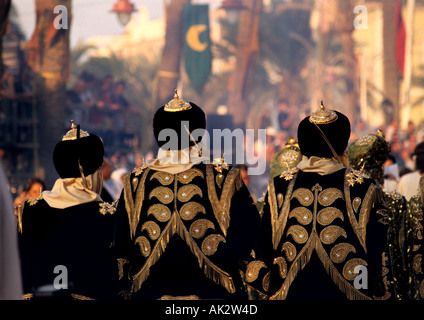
[114,163,261,300]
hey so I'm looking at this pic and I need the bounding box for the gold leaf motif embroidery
[343,258,368,281]
[330,243,357,263]
[149,186,174,204]
[201,234,226,256]
[263,271,271,292]
[245,261,267,283]
[179,202,206,220]
[150,172,174,185]
[216,173,224,188]
[189,219,215,239]
[99,201,117,215]
[319,225,347,245]
[292,188,313,206]
[318,188,344,206]
[141,221,161,240]
[352,197,361,213]
[317,207,344,226]
[135,236,151,257]
[28,193,43,206]
[277,193,284,208]
[281,242,296,262]
[273,257,288,279]
[288,207,312,225]
[177,185,203,202]
[178,168,204,184]
[147,204,172,222]
[286,225,309,244]
[412,254,422,274]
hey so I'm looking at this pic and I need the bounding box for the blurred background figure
[383,154,400,193]
[398,142,424,200]
[13,177,45,216]
[0,163,22,299]
[100,158,122,202]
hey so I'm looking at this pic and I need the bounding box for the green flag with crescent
[182,4,212,93]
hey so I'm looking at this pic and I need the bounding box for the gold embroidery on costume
[287,225,309,244]
[135,236,151,257]
[317,207,344,226]
[149,186,174,204]
[318,188,343,206]
[179,202,206,220]
[277,193,284,208]
[343,258,368,281]
[147,204,172,222]
[319,226,347,244]
[215,173,224,188]
[124,168,151,239]
[352,197,361,213]
[177,185,203,202]
[190,219,215,239]
[263,271,271,292]
[282,242,296,262]
[292,188,313,206]
[131,171,236,295]
[28,193,43,206]
[206,166,241,237]
[245,261,267,283]
[274,257,288,279]
[202,234,226,256]
[289,207,312,225]
[99,201,117,215]
[178,168,204,184]
[150,171,174,185]
[268,174,298,250]
[344,179,376,253]
[330,243,356,263]
[141,221,161,240]
[159,295,200,300]
[412,254,422,274]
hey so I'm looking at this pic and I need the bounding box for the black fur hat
[297,104,351,158]
[153,90,206,150]
[53,122,104,178]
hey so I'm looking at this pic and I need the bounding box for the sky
[12,0,165,48]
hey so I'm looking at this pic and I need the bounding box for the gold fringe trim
[124,168,151,239]
[271,232,372,300]
[206,165,240,237]
[131,209,235,294]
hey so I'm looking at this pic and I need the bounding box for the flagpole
[401,0,415,130]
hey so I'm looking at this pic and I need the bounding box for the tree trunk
[227,0,261,129]
[155,0,190,108]
[0,0,11,104]
[382,0,401,125]
[27,0,71,188]
[334,0,358,124]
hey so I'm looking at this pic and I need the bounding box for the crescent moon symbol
[186,24,208,52]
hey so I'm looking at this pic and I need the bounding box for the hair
[24,178,45,193]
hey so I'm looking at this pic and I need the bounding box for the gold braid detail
[124,168,151,239]
[206,165,241,237]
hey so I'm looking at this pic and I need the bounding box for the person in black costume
[114,90,261,300]
[18,121,118,300]
[245,103,390,300]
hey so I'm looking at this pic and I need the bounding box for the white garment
[0,164,23,299]
[398,170,421,200]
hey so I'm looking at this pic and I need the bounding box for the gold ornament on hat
[164,89,192,112]
[62,120,90,141]
[309,101,338,125]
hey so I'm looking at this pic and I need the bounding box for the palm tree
[27,0,71,188]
